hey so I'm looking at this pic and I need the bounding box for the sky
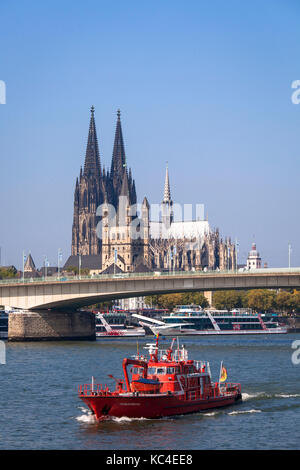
[0,0,300,269]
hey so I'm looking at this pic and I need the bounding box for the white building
[117,296,147,311]
[247,243,262,269]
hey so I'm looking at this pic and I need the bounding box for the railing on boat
[78,381,241,400]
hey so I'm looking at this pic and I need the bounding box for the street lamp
[22,250,26,282]
[235,239,239,271]
[44,256,49,280]
[114,248,117,275]
[58,249,62,278]
[288,243,292,268]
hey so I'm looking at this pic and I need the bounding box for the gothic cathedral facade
[71,107,236,272]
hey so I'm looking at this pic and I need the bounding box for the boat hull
[96,331,145,338]
[150,327,287,336]
[80,392,242,420]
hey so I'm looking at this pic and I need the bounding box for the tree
[275,291,292,314]
[247,290,276,313]
[65,266,79,275]
[0,266,18,280]
[156,293,184,310]
[181,292,209,308]
[289,290,300,313]
[213,290,244,310]
[144,295,160,307]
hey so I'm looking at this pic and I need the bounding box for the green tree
[0,266,18,280]
[65,266,78,275]
[247,290,276,313]
[144,295,160,307]
[213,290,244,310]
[181,292,209,308]
[275,291,292,314]
[156,293,184,310]
[289,290,300,313]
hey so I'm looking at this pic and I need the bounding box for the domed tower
[247,243,262,269]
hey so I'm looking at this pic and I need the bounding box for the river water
[0,334,299,450]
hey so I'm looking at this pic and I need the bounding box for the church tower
[72,106,105,256]
[161,163,174,230]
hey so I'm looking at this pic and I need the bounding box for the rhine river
[0,334,299,450]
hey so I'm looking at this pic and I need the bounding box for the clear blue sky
[0,0,300,269]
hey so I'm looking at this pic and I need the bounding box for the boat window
[147,367,156,375]
[166,367,175,374]
[156,368,166,375]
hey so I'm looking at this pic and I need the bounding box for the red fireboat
[78,336,242,420]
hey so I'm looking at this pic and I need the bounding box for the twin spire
[82,107,136,207]
[82,107,172,210]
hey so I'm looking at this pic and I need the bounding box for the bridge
[2,268,300,341]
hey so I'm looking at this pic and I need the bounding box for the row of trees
[145,289,300,314]
[145,292,209,310]
[213,289,300,313]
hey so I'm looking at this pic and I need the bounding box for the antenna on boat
[167,337,176,361]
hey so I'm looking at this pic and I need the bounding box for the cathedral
[68,107,236,273]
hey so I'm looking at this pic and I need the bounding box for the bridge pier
[8,310,96,342]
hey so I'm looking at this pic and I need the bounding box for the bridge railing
[0,267,300,286]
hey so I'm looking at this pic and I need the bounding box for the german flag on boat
[219,362,227,383]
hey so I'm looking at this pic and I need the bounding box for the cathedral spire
[162,163,173,227]
[162,162,172,204]
[110,109,126,187]
[83,106,101,179]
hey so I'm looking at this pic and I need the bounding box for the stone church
[67,107,236,273]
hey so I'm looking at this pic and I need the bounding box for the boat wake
[243,391,300,401]
[228,409,262,415]
[76,407,97,424]
[242,392,265,401]
[111,416,149,423]
[274,393,300,399]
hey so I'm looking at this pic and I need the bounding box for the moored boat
[78,335,242,420]
[133,306,288,335]
[95,313,145,338]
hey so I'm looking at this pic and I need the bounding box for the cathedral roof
[64,255,102,270]
[150,220,210,239]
